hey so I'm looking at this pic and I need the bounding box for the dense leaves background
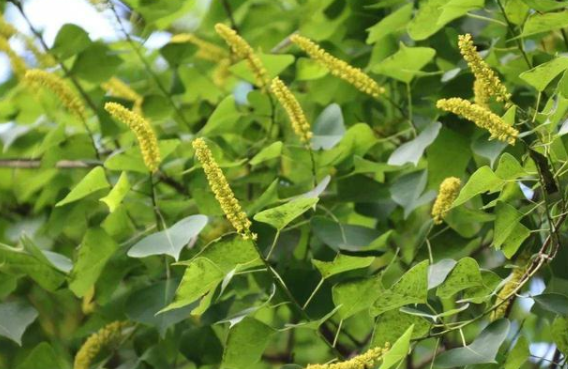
[1,0,568,368]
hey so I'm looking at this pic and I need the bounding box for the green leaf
[495,153,527,180]
[71,42,122,83]
[200,96,241,135]
[222,317,274,369]
[105,139,180,173]
[0,243,65,291]
[428,259,457,289]
[452,166,505,207]
[229,53,295,85]
[552,315,568,356]
[494,202,530,258]
[521,11,568,37]
[51,24,91,60]
[388,122,441,166]
[312,217,383,252]
[296,57,329,81]
[16,342,61,369]
[254,197,318,231]
[390,170,436,218]
[462,270,502,304]
[504,336,529,369]
[371,260,429,316]
[311,104,346,150]
[0,301,38,345]
[519,57,568,91]
[332,276,384,319]
[367,3,413,44]
[313,254,375,279]
[437,0,485,26]
[435,319,510,367]
[373,44,436,83]
[379,325,414,369]
[69,228,118,297]
[250,141,283,166]
[533,293,568,315]
[436,257,483,298]
[100,172,130,213]
[372,310,430,348]
[521,0,567,11]
[127,215,208,261]
[56,166,110,207]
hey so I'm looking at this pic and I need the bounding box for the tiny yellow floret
[192,138,256,240]
[432,177,461,224]
[458,34,510,104]
[0,36,26,79]
[25,69,86,120]
[306,343,390,369]
[214,23,269,88]
[270,77,312,143]
[490,265,524,321]
[104,102,161,173]
[74,321,129,369]
[102,77,144,115]
[437,98,518,144]
[290,34,384,98]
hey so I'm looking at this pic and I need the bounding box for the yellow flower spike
[192,138,256,240]
[102,77,144,115]
[104,102,161,173]
[270,77,312,143]
[306,343,390,369]
[0,36,26,79]
[24,37,56,67]
[214,23,269,88]
[0,15,17,39]
[73,321,129,369]
[290,34,384,98]
[170,33,228,62]
[436,98,519,144]
[490,265,525,321]
[432,177,461,224]
[25,69,87,120]
[458,34,510,104]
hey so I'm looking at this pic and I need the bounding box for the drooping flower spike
[306,343,390,369]
[458,34,510,106]
[437,98,518,144]
[74,321,129,369]
[192,138,256,240]
[490,264,525,321]
[102,77,144,115]
[214,23,269,88]
[104,102,161,173]
[0,36,26,79]
[25,69,86,120]
[432,177,461,224]
[290,34,384,98]
[270,77,312,143]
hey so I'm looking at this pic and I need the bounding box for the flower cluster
[74,321,129,369]
[290,34,384,98]
[102,77,144,115]
[0,15,17,39]
[214,23,269,88]
[25,69,86,120]
[432,177,461,224]
[170,33,228,62]
[458,34,510,106]
[104,102,161,173]
[0,36,26,79]
[490,265,525,321]
[192,138,256,240]
[270,77,312,143]
[436,98,518,144]
[307,343,390,369]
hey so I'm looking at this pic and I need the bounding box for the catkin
[436,98,518,144]
[192,138,256,240]
[270,77,312,143]
[104,102,161,173]
[25,69,86,120]
[73,321,129,369]
[0,15,17,39]
[490,266,525,321]
[306,343,390,369]
[290,34,384,98]
[432,177,461,224]
[0,36,26,79]
[102,77,144,115]
[214,23,269,88]
[458,34,510,105]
